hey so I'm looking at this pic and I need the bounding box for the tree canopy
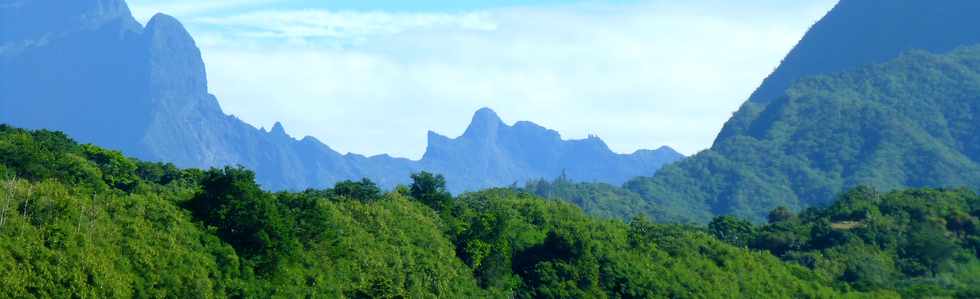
[0,124,875,298]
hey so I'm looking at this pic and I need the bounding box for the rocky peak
[145,13,207,98]
[462,107,505,140]
[270,122,288,137]
[427,130,451,146]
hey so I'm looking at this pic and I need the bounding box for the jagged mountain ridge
[423,108,683,191]
[0,0,683,192]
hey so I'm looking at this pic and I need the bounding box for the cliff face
[0,0,683,192]
[1,0,150,152]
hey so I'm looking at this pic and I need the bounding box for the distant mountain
[422,108,682,191]
[626,0,980,223]
[0,0,682,193]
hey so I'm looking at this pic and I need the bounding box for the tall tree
[410,172,453,212]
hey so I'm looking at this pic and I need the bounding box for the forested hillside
[0,125,858,298]
[720,0,980,140]
[625,45,980,223]
[523,175,656,220]
[709,187,980,298]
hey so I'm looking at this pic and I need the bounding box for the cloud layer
[128,0,837,159]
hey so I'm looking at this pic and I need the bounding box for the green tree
[333,178,382,202]
[410,172,453,212]
[841,253,893,291]
[81,144,139,191]
[768,207,795,224]
[903,224,957,276]
[186,167,296,274]
[708,216,756,247]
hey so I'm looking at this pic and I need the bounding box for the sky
[126,0,838,159]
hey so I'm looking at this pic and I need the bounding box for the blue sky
[249,0,640,11]
[127,0,838,159]
[129,0,643,15]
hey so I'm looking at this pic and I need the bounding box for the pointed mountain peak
[472,107,502,123]
[145,13,193,43]
[144,12,208,98]
[463,107,505,139]
[271,122,287,136]
[655,145,682,155]
[631,145,686,160]
[427,130,450,142]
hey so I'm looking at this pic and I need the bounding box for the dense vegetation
[0,125,869,297]
[623,46,980,224]
[709,187,980,298]
[522,174,658,221]
[0,125,482,297]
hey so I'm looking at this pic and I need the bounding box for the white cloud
[130,1,837,159]
[127,0,279,23]
[192,10,497,43]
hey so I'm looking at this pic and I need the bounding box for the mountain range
[0,0,683,193]
[7,0,980,226]
[7,0,980,297]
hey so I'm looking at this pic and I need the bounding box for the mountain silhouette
[0,0,683,192]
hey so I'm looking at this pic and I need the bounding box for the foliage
[0,125,868,298]
[447,189,851,298]
[186,167,298,275]
[523,175,664,220]
[410,171,454,212]
[716,187,980,297]
[708,216,756,248]
[0,125,486,297]
[331,178,382,203]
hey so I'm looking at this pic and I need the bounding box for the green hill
[628,46,980,223]
[721,0,980,140]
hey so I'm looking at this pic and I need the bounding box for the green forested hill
[627,46,980,223]
[709,187,980,298]
[522,175,658,220]
[720,0,980,141]
[0,125,866,297]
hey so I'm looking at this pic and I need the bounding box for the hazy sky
[127,0,837,159]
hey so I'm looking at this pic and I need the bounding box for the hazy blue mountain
[0,0,682,193]
[422,108,683,191]
[625,0,980,223]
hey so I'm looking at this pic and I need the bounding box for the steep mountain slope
[631,46,980,223]
[621,0,980,224]
[0,0,396,190]
[718,0,980,142]
[1,0,149,153]
[0,0,682,193]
